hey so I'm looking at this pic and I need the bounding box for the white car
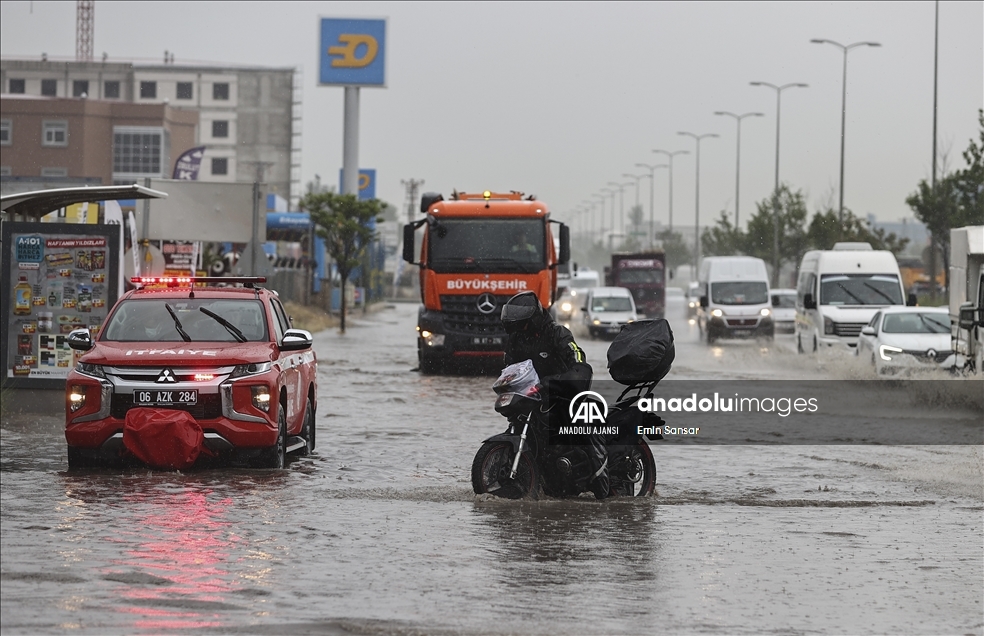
[856,306,952,375]
[582,286,638,338]
[770,288,797,333]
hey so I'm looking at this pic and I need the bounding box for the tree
[299,191,381,333]
[906,109,984,291]
[701,211,744,257]
[807,207,910,254]
[654,229,692,273]
[744,185,809,285]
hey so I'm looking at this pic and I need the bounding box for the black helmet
[501,291,544,334]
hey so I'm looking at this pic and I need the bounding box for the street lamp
[607,181,631,238]
[750,81,808,286]
[676,132,718,278]
[635,163,668,246]
[811,38,881,224]
[713,111,763,227]
[602,187,618,248]
[652,149,689,234]
[592,194,606,238]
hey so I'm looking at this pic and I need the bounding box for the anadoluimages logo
[569,391,608,424]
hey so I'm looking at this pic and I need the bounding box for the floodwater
[2,299,982,635]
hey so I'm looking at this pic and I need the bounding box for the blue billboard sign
[338,169,377,201]
[319,18,387,87]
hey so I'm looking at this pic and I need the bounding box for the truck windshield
[820,274,903,306]
[102,299,268,342]
[711,281,768,305]
[428,218,545,273]
[617,269,660,284]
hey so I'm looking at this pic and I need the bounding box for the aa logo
[328,34,379,68]
[569,391,608,425]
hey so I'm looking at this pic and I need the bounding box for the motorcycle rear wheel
[609,439,657,497]
[471,441,540,500]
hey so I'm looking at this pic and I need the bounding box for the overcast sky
[2,1,981,233]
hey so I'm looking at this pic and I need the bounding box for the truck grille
[440,295,511,335]
[726,318,759,327]
[110,393,223,420]
[832,322,867,338]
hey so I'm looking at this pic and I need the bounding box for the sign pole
[342,86,360,196]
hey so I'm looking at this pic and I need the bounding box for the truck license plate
[471,337,502,345]
[133,389,198,406]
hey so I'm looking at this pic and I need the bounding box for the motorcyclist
[499,291,610,499]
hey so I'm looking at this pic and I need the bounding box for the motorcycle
[471,358,668,500]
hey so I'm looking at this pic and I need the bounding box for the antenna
[76,1,94,62]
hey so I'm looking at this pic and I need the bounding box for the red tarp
[123,408,206,470]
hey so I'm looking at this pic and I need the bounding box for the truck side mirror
[803,293,817,310]
[958,303,977,330]
[402,224,416,264]
[906,293,918,307]
[67,328,93,351]
[699,296,708,309]
[558,224,570,265]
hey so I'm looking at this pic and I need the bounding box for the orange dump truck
[402,190,569,373]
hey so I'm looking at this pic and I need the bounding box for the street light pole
[602,187,618,249]
[750,81,808,286]
[622,173,646,240]
[713,111,763,227]
[653,149,689,234]
[608,181,630,238]
[677,132,719,278]
[811,38,881,224]
[592,195,606,239]
[636,163,668,246]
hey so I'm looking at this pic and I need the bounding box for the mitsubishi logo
[476,293,497,315]
[156,368,177,383]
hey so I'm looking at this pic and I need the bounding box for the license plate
[471,337,502,345]
[133,389,198,406]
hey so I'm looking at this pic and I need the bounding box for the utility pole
[401,178,424,224]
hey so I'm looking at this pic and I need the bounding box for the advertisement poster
[1,222,120,389]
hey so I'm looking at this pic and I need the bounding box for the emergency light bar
[131,276,267,288]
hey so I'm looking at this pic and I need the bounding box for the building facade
[1,58,300,203]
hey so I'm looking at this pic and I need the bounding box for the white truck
[949,226,984,373]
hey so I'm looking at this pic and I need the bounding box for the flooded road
[2,300,982,635]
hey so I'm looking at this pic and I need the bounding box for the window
[0,120,10,146]
[41,167,68,177]
[41,79,57,96]
[113,126,168,176]
[211,120,229,138]
[104,81,120,99]
[211,157,228,175]
[176,82,193,99]
[42,120,68,146]
[139,81,157,99]
[72,80,89,97]
[9,79,25,94]
[212,82,229,100]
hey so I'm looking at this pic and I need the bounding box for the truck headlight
[824,316,835,335]
[879,344,903,361]
[76,362,105,379]
[711,309,723,318]
[420,330,445,347]
[251,385,272,412]
[69,385,87,412]
[760,308,771,317]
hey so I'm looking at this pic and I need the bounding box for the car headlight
[251,385,272,412]
[592,319,601,325]
[230,361,273,378]
[76,362,105,379]
[69,385,87,412]
[824,316,835,335]
[760,308,771,317]
[711,309,723,318]
[879,344,903,361]
[561,302,572,313]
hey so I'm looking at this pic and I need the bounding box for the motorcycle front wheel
[609,439,657,497]
[471,441,540,500]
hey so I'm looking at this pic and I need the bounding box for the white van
[582,286,637,338]
[795,243,913,352]
[697,256,774,344]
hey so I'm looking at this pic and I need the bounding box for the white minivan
[697,256,774,344]
[582,286,637,338]
[795,243,914,353]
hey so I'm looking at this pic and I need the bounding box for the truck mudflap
[122,407,213,470]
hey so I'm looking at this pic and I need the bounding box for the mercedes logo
[926,349,937,359]
[476,293,497,315]
[156,368,177,383]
